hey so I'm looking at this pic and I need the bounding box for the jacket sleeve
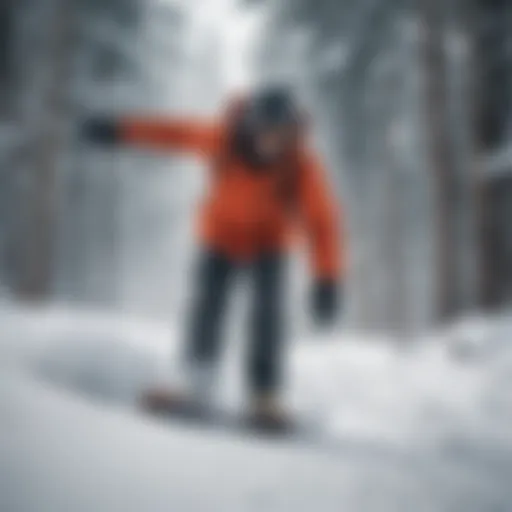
[119,117,221,157]
[297,151,346,281]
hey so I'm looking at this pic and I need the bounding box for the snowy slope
[1,304,512,512]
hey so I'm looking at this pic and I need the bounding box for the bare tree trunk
[0,0,14,116]
[18,0,75,299]
[462,0,487,309]
[420,0,459,321]
[470,0,510,309]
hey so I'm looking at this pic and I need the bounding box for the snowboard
[138,389,322,442]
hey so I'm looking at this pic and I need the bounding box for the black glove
[311,280,340,326]
[82,117,121,145]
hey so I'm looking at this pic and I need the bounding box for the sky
[185,0,265,89]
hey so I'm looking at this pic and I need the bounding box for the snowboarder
[83,86,345,430]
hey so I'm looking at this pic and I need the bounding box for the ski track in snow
[1,304,512,512]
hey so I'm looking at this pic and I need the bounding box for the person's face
[253,125,294,162]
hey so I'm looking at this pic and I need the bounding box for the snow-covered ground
[1,303,512,512]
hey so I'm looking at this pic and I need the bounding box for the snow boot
[246,394,293,433]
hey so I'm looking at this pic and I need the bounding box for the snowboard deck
[136,389,347,454]
[138,395,326,445]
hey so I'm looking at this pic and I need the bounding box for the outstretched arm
[83,116,221,158]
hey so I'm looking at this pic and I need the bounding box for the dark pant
[186,251,285,395]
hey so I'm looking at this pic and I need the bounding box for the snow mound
[1,304,512,511]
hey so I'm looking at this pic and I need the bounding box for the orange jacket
[119,114,345,280]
